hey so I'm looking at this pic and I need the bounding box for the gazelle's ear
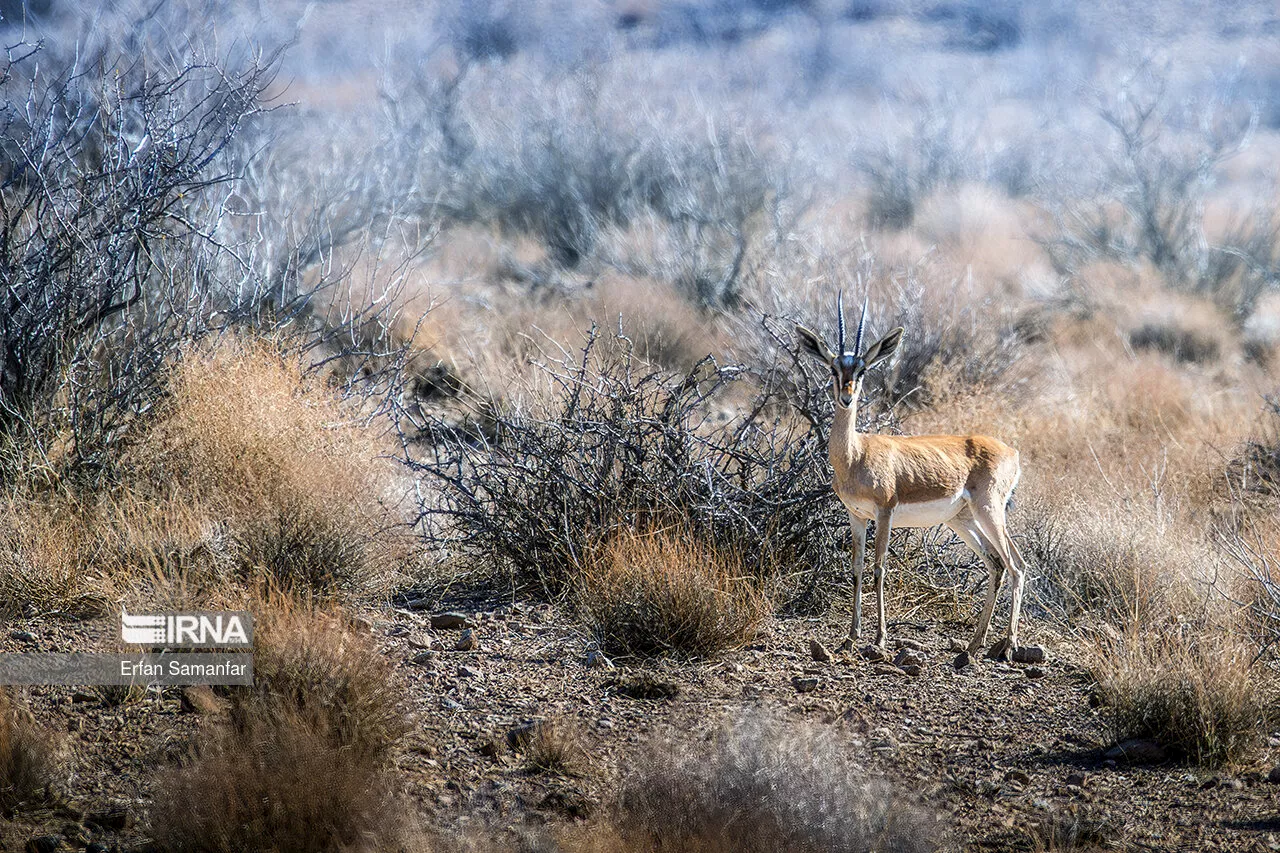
[795,324,836,364]
[863,327,904,369]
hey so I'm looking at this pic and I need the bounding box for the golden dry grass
[573,529,771,659]
[1090,631,1265,768]
[0,689,60,816]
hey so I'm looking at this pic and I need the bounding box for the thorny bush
[407,324,868,611]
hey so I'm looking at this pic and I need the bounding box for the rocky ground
[3,602,1280,852]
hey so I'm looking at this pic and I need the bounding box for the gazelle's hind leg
[947,519,1004,655]
[970,504,1025,658]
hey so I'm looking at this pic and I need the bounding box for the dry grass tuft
[574,530,771,658]
[1092,633,1264,768]
[575,712,940,853]
[150,590,413,852]
[1016,494,1200,630]
[0,690,60,815]
[522,720,585,776]
[149,708,401,853]
[245,589,409,765]
[125,335,412,596]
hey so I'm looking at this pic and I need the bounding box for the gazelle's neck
[830,398,864,468]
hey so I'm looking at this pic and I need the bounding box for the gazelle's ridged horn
[854,297,868,355]
[837,290,846,354]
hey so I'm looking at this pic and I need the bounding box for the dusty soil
[3,603,1280,852]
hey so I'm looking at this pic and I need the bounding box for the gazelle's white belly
[843,491,967,528]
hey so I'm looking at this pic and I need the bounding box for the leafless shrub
[1128,322,1221,364]
[608,713,941,853]
[0,36,273,467]
[407,326,848,611]
[859,107,969,231]
[1230,397,1280,498]
[574,529,770,658]
[0,689,59,815]
[1043,63,1277,321]
[864,276,1029,409]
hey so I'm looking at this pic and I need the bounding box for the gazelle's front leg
[841,514,868,652]
[873,508,893,648]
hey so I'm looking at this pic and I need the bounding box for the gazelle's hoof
[985,637,1014,662]
[837,638,854,654]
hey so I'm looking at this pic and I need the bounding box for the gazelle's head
[795,292,904,409]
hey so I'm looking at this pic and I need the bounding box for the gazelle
[796,294,1029,660]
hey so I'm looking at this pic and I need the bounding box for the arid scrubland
[2,0,1280,850]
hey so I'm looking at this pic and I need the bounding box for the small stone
[10,630,35,644]
[1026,666,1046,679]
[809,639,832,663]
[59,825,89,848]
[85,805,132,831]
[441,697,464,711]
[894,638,927,652]
[386,624,410,637]
[179,686,225,715]
[898,664,922,676]
[860,645,889,662]
[407,634,433,650]
[873,664,902,676]
[457,665,481,679]
[507,720,547,750]
[410,651,437,666]
[1065,772,1087,787]
[792,675,821,693]
[1006,770,1031,786]
[585,650,614,670]
[1013,645,1047,664]
[431,612,472,630]
[1267,765,1280,784]
[953,650,973,670]
[947,638,967,653]
[25,837,65,853]
[893,648,926,669]
[1104,738,1166,765]
[478,738,504,757]
[453,629,479,652]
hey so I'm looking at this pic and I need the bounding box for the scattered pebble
[1026,666,1046,679]
[410,651,437,666]
[10,630,35,644]
[457,665,482,679]
[453,629,479,652]
[1013,645,1047,664]
[893,648,926,669]
[809,639,832,663]
[791,675,821,693]
[1006,769,1031,786]
[1268,765,1280,784]
[1065,772,1088,787]
[953,650,973,671]
[1104,738,1166,765]
[431,612,472,630]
